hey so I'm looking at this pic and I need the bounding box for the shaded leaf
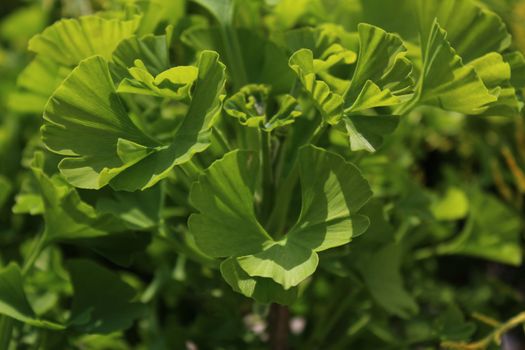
[224,84,301,131]
[67,260,144,334]
[344,115,399,152]
[0,263,64,330]
[358,243,419,319]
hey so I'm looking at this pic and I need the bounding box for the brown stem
[269,303,290,350]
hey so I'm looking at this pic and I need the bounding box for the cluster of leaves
[1,0,525,348]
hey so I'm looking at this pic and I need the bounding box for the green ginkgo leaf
[220,258,298,305]
[289,49,345,125]
[111,31,172,82]
[505,51,525,88]
[357,243,419,319]
[42,50,226,191]
[30,152,126,244]
[28,15,140,66]
[0,263,64,330]
[414,20,499,115]
[189,145,371,295]
[433,191,522,266]
[224,84,301,131]
[8,56,70,114]
[182,26,294,93]
[117,60,198,100]
[343,23,414,113]
[280,24,358,74]
[405,0,524,117]
[415,0,511,63]
[344,115,399,152]
[67,259,145,334]
[289,23,413,151]
[10,15,140,114]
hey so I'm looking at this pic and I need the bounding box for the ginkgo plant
[1,0,525,348]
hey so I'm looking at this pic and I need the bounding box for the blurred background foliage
[1,0,525,349]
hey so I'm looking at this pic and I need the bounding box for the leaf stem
[212,126,232,153]
[306,283,358,349]
[441,311,525,350]
[22,232,48,276]
[266,120,327,235]
[0,316,14,350]
[261,130,274,222]
[220,24,247,90]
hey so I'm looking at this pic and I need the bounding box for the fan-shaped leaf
[189,146,372,295]
[43,51,226,191]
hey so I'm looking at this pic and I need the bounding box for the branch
[441,311,525,350]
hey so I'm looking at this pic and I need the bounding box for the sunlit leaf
[43,51,226,191]
[189,146,371,295]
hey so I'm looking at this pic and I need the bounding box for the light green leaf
[416,0,511,63]
[117,60,198,100]
[190,146,372,294]
[110,50,226,191]
[280,24,357,73]
[236,239,319,290]
[8,57,70,114]
[220,258,298,305]
[436,191,522,266]
[111,32,171,81]
[469,52,522,116]
[12,175,44,215]
[42,55,158,190]
[289,49,344,124]
[12,14,140,114]
[0,263,64,330]
[132,0,184,35]
[28,15,140,66]
[43,51,226,191]
[67,260,144,334]
[430,187,470,221]
[0,5,46,45]
[415,20,498,115]
[224,84,301,130]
